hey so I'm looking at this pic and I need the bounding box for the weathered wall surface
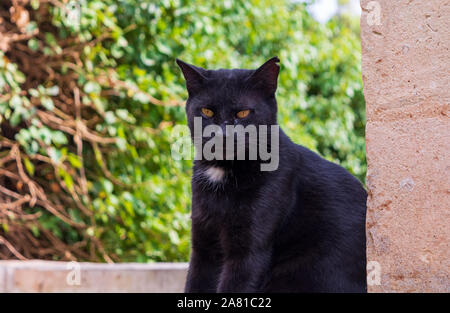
[361,0,449,292]
[0,261,188,292]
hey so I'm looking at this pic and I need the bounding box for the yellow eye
[236,109,250,119]
[201,108,214,118]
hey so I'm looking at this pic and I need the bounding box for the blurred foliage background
[0,0,365,262]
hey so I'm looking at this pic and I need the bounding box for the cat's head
[177,57,280,131]
[177,57,280,163]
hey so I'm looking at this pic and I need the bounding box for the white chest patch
[205,166,225,182]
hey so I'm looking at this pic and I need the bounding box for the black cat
[176,57,367,293]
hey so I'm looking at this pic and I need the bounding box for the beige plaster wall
[361,0,449,292]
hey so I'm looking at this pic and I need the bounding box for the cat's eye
[201,108,214,118]
[236,109,250,119]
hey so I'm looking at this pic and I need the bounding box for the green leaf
[48,147,62,163]
[168,230,180,245]
[23,157,35,176]
[83,81,101,94]
[67,154,82,169]
[40,96,54,110]
[59,167,74,192]
[28,38,39,51]
[28,88,40,97]
[30,225,40,237]
[102,179,113,194]
[25,22,38,34]
[9,110,21,127]
[52,131,68,145]
[44,32,57,46]
[9,95,22,108]
[30,0,40,10]
[46,86,59,96]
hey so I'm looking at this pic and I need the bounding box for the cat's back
[266,140,367,292]
[292,142,366,205]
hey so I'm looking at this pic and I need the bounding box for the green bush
[0,0,364,262]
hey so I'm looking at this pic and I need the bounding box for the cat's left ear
[247,56,280,96]
[176,59,207,96]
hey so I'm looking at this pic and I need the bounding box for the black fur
[177,57,367,293]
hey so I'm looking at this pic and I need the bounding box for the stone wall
[0,260,188,292]
[361,0,449,292]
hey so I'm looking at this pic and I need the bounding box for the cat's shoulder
[288,142,365,193]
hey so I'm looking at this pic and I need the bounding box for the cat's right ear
[247,57,280,97]
[176,59,207,96]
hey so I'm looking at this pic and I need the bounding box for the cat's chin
[204,166,225,183]
[194,159,266,183]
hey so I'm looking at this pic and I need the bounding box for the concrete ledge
[0,260,188,293]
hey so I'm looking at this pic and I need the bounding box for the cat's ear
[247,56,280,96]
[176,59,207,96]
